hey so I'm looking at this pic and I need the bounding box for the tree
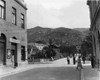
[59,45,77,57]
[42,38,57,59]
[81,33,93,57]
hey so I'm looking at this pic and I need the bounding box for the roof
[15,0,27,10]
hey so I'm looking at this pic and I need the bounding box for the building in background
[87,0,100,68]
[0,0,27,67]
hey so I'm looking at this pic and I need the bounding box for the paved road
[1,66,80,80]
[82,66,100,80]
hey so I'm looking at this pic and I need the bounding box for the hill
[27,26,83,46]
[74,28,90,39]
[74,28,89,32]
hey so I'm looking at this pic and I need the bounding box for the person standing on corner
[67,56,70,64]
[73,56,76,65]
[82,56,86,64]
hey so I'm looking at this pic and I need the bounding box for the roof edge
[15,0,27,10]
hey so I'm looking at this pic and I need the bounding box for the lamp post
[76,45,81,55]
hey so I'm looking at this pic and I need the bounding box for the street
[1,66,80,80]
[1,58,99,80]
[82,66,100,80]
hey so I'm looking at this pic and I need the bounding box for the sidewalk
[81,65,100,80]
[0,61,53,78]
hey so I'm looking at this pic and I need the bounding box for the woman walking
[76,56,83,69]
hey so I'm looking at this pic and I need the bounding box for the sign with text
[10,38,20,43]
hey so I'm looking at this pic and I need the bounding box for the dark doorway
[11,43,18,67]
[0,33,6,65]
[21,46,26,61]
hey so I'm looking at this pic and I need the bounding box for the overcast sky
[24,0,90,29]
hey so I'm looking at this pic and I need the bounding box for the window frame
[12,7,17,25]
[21,46,26,61]
[0,0,6,19]
[21,13,25,29]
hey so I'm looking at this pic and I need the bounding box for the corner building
[87,0,100,67]
[0,0,27,67]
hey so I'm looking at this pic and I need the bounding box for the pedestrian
[91,56,95,68]
[67,56,70,64]
[73,56,76,65]
[76,56,83,69]
[82,56,86,64]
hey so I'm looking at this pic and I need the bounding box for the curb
[81,69,84,80]
[0,66,34,78]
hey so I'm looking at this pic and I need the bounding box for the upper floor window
[21,13,25,29]
[0,0,5,19]
[12,7,16,25]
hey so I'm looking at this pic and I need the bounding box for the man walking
[82,56,86,64]
[91,56,95,68]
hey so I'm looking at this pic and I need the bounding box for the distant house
[27,42,47,55]
[35,43,47,51]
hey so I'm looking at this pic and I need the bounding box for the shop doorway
[21,46,26,61]
[0,33,6,65]
[11,43,18,67]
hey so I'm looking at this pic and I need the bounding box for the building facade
[87,0,100,67]
[0,0,27,67]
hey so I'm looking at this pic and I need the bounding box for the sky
[24,0,90,29]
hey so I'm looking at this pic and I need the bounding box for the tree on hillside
[81,33,93,57]
[42,38,57,60]
[59,45,77,57]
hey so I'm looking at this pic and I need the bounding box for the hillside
[74,28,90,39]
[27,26,83,46]
[74,28,89,32]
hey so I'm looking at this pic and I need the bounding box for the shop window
[21,46,26,61]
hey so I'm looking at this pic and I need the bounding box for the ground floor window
[21,46,26,61]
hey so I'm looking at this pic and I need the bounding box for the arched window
[12,36,17,39]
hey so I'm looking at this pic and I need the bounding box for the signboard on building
[10,38,20,43]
